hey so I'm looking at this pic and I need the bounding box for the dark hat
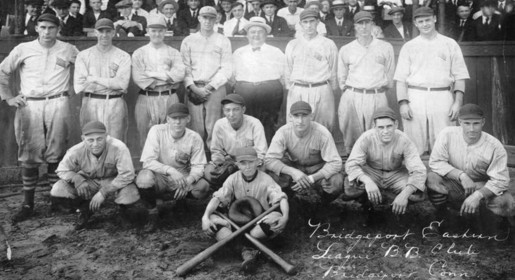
[331,0,346,8]
[260,0,277,8]
[95,18,115,30]
[458,104,484,119]
[199,6,217,17]
[52,0,71,8]
[147,16,167,29]
[228,196,264,225]
[231,1,244,9]
[37,13,60,26]
[159,0,179,11]
[115,0,132,8]
[413,6,434,18]
[354,11,373,23]
[82,121,107,135]
[299,9,319,21]
[233,146,258,162]
[372,107,397,121]
[388,6,405,15]
[481,0,496,7]
[25,0,44,6]
[167,103,189,117]
[221,94,246,106]
[290,101,312,115]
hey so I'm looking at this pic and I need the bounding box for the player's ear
[242,105,246,114]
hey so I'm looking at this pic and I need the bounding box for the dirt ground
[0,178,514,280]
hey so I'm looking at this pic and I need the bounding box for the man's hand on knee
[460,191,482,216]
[89,192,105,212]
[76,181,93,199]
[362,177,382,205]
[289,169,311,191]
[459,173,476,196]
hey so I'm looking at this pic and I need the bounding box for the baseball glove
[208,160,238,186]
[187,88,207,105]
[228,196,264,225]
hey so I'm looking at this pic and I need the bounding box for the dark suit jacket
[83,10,111,28]
[382,22,412,41]
[115,14,147,36]
[446,18,474,41]
[61,15,84,36]
[220,12,232,24]
[177,8,200,32]
[262,15,293,37]
[344,5,360,21]
[164,17,189,36]
[468,14,503,41]
[25,15,38,36]
[325,17,353,37]
[245,10,263,20]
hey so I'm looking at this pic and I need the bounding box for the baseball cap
[372,107,397,121]
[147,16,167,29]
[234,147,258,162]
[167,103,189,117]
[199,6,217,17]
[458,104,484,119]
[290,101,312,115]
[413,7,434,18]
[388,6,405,15]
[354,11,373,23]
[115,0,132,8]
[82,121,107,135]
[299,9,319,21]
[37,13,60,26]
[260,0,278,8]
[95,18,115,30]
[221,94,246,106]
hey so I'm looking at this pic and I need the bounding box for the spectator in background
[261,0,293,37]
[133,0,151,20]
[70,0,85,27]
[84,0,111,28]
[219,0,233,23]
[246,0,264,19]
[345,0,361,21]
[467,0,502,41]
[24,0,43,36]
[160,0,188,35]
[363,5,383,38]
[215,7,225,33]
[325,0,353,36]
[224,2,248,36]
[320,0,332,21]
[277,0,304,31]
[382,6,411,41]
[446,3,474,41]
[177,0,201,33]
[114,0,147,36]
[295,0,326,37]
[54,0,84,36]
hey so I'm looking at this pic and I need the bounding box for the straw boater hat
[244,17,272,34]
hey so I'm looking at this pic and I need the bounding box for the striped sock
[47,163,59,186]
[22,167,39,192]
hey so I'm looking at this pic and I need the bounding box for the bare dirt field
[0,179,514,280]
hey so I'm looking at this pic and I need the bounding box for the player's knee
[191,179,210,200]
[50,180,70,198]
[136,170,155,189]
[426,172,445,193]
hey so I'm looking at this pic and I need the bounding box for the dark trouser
[234,80,283,143]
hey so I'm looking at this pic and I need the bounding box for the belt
[24,92,69,101]
[237,80,279,86]
[345,86,386,94]
[84,92,123,99]
[293,81,328,88]
[408,85,451,91]
[139,89,177,96]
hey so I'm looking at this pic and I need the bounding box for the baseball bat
[176,203,280,276]
[216,212,297,275]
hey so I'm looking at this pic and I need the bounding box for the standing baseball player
[180,6,232,146]
[285,9,338,131]
[265,101,343,204]
[132,16,186,150]
[136,103,210,232]
[74,18,132,142]
[50,121,140,230]
[427,104,515,225]
[202,146,289,273]
[0,14,78,224]
[338,11,395,156]
[232,17,286,143]
[394,7,470,155]
[344,107,427,220]
[204,94,268,190]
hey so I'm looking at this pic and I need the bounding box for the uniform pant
[234,80,283,143]
[134,93,179,149]
[15,96,70,167]
[343,165,425,203]
[136,169,210,200]
[50,178,140,205]
[338,89,388,155]
[402,89,454,155]
[186,85,225,147]
[80,96,128,142]
[286,83,335,131]
[427,172,515,217]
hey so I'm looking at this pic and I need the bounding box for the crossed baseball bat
[176,203,296,276]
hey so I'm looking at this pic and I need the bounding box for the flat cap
[458,104,484,119]
[159,0,179,11]
[304,0,322,9]
[115,0,133,8]
[199,6,218,17]
[354,11,373,23]
[260,0,277,8]
[244,16,271,33]
[82,121,107,135]
[167,103,189,117]
[299,9,319,21]
[372,107,397,121]
[388,6,405,15]
[52,0,71,8]
[147,16,167,29]
[413,6,434,18]
[234,147,258,162]
[290,101,312,115]
[37,13,60,26]
[95,18,115,29]
[331,0,346,8]
[221,94,246,106]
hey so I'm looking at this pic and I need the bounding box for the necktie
[233,18,241,36]
[499,2,504,9]
[252,47,261,52]
[167,19,172,29]
[134,10,138,16]
[337,20,342,26]
[460,19,464,27]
